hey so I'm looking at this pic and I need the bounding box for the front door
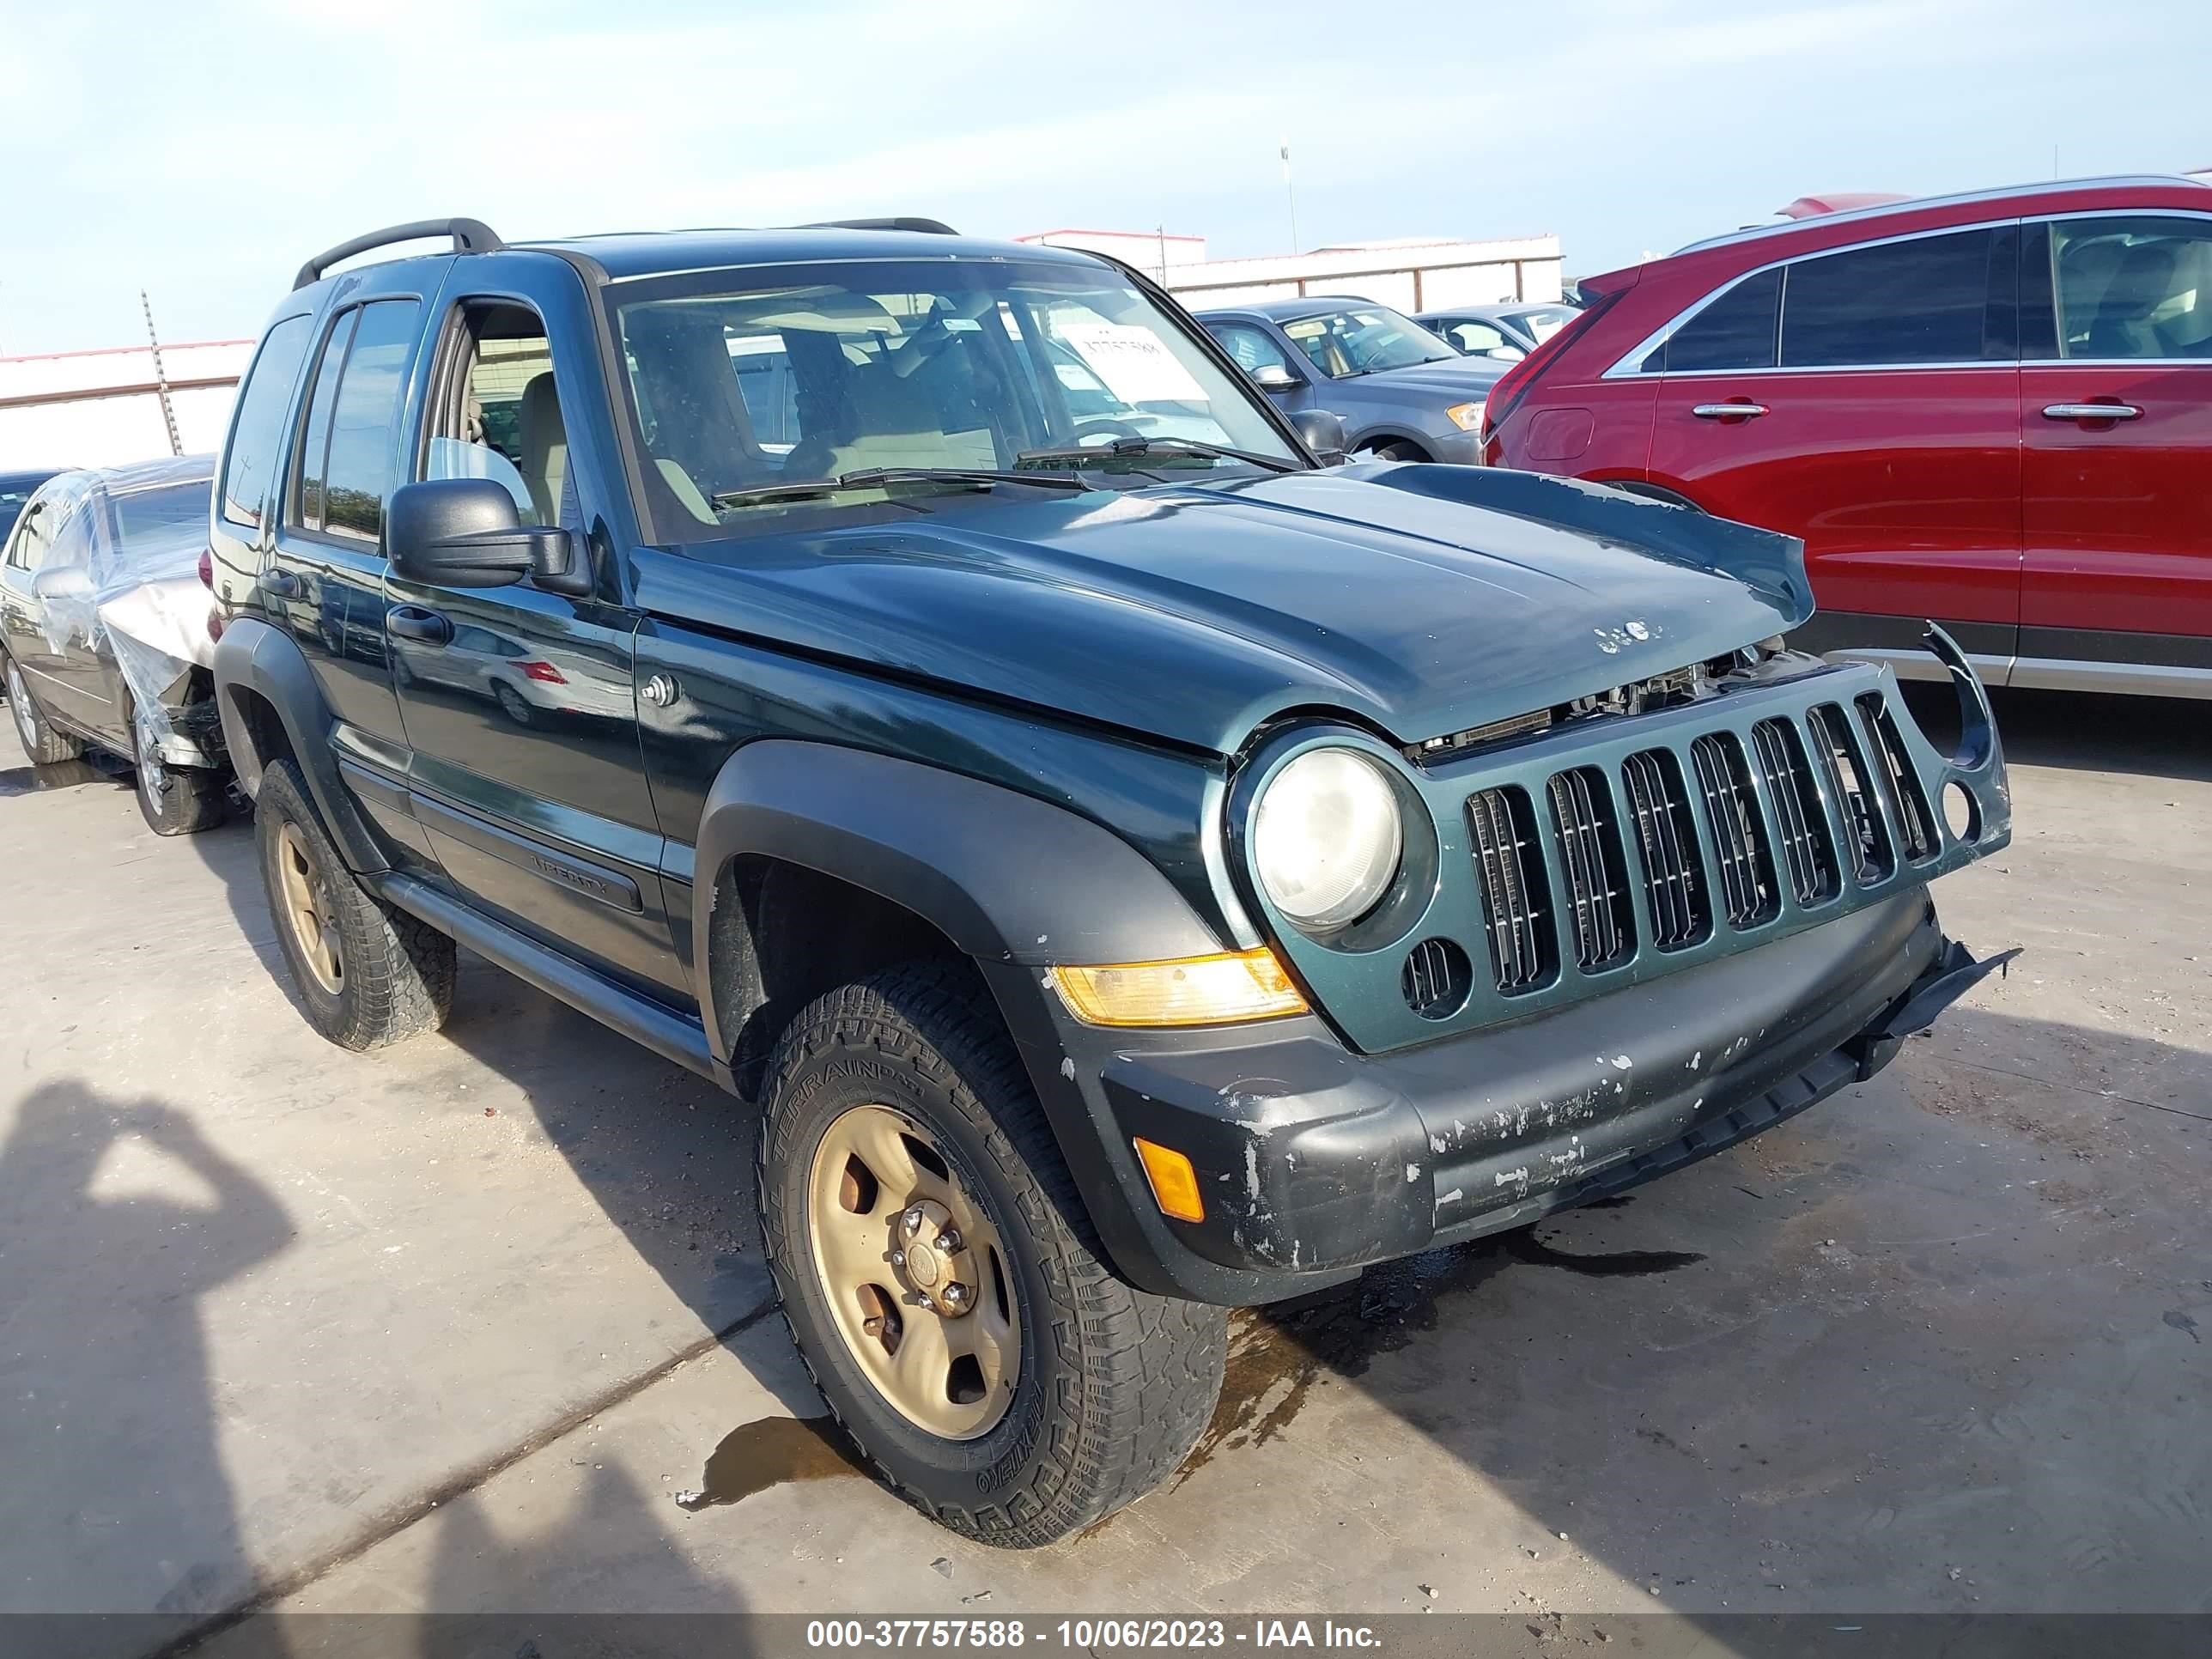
[1205,320,1316,415]
[384,273,685,1002]
[1645,225,2024,678]
[2018,213,2212,692]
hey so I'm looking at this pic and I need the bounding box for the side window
[1661,267,1781,372]
[425,302,568,527]
[295,310,357,533]
[219,313,313,530]
[2045,216,2212,361]
[1207,323,1295,377]
[320,301,422,539]
[5,502,47,571]
[1778,228,2002,367]
[1443,320,1513,356]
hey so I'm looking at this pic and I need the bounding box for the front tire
[255,758,455,1049]
[5,655,83,767]
[758,963,1228,1547]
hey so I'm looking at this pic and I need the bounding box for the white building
[1018,228,1565,313]
[0,339,250,471]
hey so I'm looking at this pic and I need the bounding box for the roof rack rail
[801,216,958,235]
[294,218,506,290]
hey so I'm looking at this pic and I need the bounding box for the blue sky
[3,0,2206,354]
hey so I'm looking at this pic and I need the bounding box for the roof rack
[294,218,506,290]
[800,216,958,235]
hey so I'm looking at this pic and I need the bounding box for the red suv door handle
[1690,401,1769,420]
[2042,402,2142,422]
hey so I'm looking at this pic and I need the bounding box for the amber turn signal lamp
[1133,1138,1206,1224]
[1048,947,1308,1028]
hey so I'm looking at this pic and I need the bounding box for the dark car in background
[0,456,230,832]
[1415,301,1583,362]
[1197,297,1504,461]
[1485,173,2212,699]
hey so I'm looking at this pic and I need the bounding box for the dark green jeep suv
[208,217,2014,1546]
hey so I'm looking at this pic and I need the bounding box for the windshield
[608,258,1301,540]
[1279,306,1458,379]
[1501,306,1577,345]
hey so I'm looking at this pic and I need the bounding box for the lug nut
[936,1229,962,1254]
[890,1249,906,1267]
[904,1206,927,1237]
[941,1282,967,1308]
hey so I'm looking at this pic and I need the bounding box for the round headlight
[1252,748,1405,932]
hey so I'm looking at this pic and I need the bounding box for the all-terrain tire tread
[258,760,455,1050]
[757,961,1227,1548]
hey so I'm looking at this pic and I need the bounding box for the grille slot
[1620,749,1710,951]
[1467,786,1554,994]
[1808,702,1892,883]
[1857,693,1936,862]
[1401,937,1474,1020]
[1546,767,1633,970]
[1689,732,1778,929]
[1751,717,1838,905]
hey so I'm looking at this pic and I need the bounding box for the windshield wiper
[1012,437,1301,475]
[711,466,1091,508]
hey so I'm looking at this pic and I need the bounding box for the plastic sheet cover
[33,455,218,755]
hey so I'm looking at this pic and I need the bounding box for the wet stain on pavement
[677,1414,866,1512]
[1176,1224,1705,1488]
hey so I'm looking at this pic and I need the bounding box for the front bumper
[1012,890,2003,1305]
[1426,427,1488,465]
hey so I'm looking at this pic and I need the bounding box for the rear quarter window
[221,314,313,529]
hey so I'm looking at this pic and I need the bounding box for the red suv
[1486,175,2212,699]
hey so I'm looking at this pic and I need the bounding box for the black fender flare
[691,740,1243,1294]
[212,616,389,874]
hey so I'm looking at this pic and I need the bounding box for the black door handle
[263,568,301,600]
[386,605,452,645]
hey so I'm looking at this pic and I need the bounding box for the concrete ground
[1,687,2205,1646]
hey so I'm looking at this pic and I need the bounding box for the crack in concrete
[142,1294,781,1659]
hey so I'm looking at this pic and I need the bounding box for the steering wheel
[1067,418,1147,446]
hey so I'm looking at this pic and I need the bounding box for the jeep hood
[630,463,1813,756]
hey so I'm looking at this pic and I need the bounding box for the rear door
[382,264,685,1002]
[270,265,442,782]
[1645,225,2024,680]
[2018,212,2212,693]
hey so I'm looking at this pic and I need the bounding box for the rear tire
[255,758,455,1048]
[131,704,226,836]
[5,655,84,767]
[758,963,1228,1547]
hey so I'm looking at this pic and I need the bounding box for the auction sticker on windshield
[1056,322,1206,405]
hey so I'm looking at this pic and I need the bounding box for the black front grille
[1858,693,1937,863]
[1621,749,1710,950]
[1689,732,1778,929]
[1546,767,1632,969]
[1751,717,1838,905]
[1808,702,1892,882]
[1467,786,1554,993]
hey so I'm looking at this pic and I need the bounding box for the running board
[378,873,720,1084]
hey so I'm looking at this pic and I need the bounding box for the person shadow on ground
[0,1080,291,1641]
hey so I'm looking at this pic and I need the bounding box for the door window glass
[2045,216,2212,360]
[220,313,313,529]
[320,301,422,539]
[426,303,568,527]
[1439,319,1514,356]
[1660,267,1780,372]
[1207,322,1297,377]
[294,310,357,532]
[1778,228,2002,367]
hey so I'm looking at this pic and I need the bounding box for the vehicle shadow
[1902,681,2212,784]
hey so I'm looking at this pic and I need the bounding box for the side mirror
[386,478,592,596]
[1290,409,1349,466]
[1250,362,1300,392]
[1489,345,1527,362]
[30,566,93,605]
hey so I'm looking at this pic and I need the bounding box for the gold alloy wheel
[806,1103,1021,1440]
[276,819,343,994]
